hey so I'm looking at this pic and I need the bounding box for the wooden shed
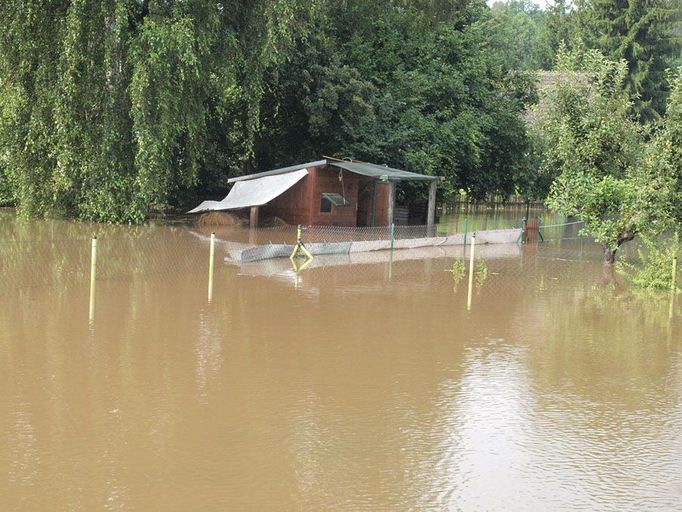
[189,158,439,229]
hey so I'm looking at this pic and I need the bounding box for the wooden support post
[249,206,259,245]
[249,206,259,230]
[427,180,437,234]
[387,181,396,226]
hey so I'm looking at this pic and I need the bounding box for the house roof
[227,158,437,183]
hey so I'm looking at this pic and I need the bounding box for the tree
[537,48,679,263]
[485,0,551,70]
[0,0,540,221]
[663,69,682,222]
[538,0,581,68]
[577,0,682,121]
[0,0,306,222]
[257,0,537,202]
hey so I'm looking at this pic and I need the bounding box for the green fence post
[463,217,468,252]
[672,256,678,293]
[388,223,395,280]
[390,222,395,254]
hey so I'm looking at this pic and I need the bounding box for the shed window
[320,195,332,213]
[320,192,351,213]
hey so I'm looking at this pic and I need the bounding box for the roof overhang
[188,169,309,213]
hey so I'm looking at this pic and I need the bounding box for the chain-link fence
[2,224,679,321]
[0,229,208,289]
[0,219,582,289]
[301,224,437,243]
[0,215,642,292]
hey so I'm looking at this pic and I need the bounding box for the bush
[0,165,13,206]
[618,233,680,291]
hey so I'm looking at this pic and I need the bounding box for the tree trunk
[603,246,617,265]
[601,261,616,285]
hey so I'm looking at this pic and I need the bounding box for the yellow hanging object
[290,224,314,269]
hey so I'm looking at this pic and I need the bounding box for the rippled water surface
[1,210,681,511]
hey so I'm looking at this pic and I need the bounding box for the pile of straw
[195,211,246,227]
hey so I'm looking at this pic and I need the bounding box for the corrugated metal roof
[188,169,309,213]
[328,161,437,182]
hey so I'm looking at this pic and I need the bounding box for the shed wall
[262,165,361,226]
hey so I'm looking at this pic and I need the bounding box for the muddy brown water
[1,211,681,511]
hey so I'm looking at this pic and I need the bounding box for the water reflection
[0,215,681,510]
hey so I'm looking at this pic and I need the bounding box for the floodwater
[1,209,681,511]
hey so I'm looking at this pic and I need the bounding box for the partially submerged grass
[618,233,680,292]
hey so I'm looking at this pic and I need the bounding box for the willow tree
[0,1,305,222]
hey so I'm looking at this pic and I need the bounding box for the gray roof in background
[228,158,436,183]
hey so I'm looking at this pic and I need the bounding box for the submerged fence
[0,217,589,288]
[1,218,679,321]
[301,218,587,244]
[228,223,524,264]
[0,230,208,290]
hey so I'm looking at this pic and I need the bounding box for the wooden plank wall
[263,165,363,226]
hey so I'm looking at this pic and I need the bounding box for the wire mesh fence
[2,224,679,322]
[0,216,592,289]
[300,224,437,243]
[537,219,585,241]
[0,229,209,289]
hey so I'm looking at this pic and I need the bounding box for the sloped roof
[226,158,437,184]
[328,160,437,182]
[189,169,309,213]
[227,160,326,183]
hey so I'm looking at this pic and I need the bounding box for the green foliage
[618,233,680,290]
[0,150,11,205]
[486,0,556,70]
[0,0,305,222]
[541,0,582,64]
[537,47,680,259]
[447,258,466,283]
[0,0,551,221]
[577,0,682,121]
[475,258,489,285]
[258,0,537,202]
[664,69,682,223]
[446,256,488,287]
